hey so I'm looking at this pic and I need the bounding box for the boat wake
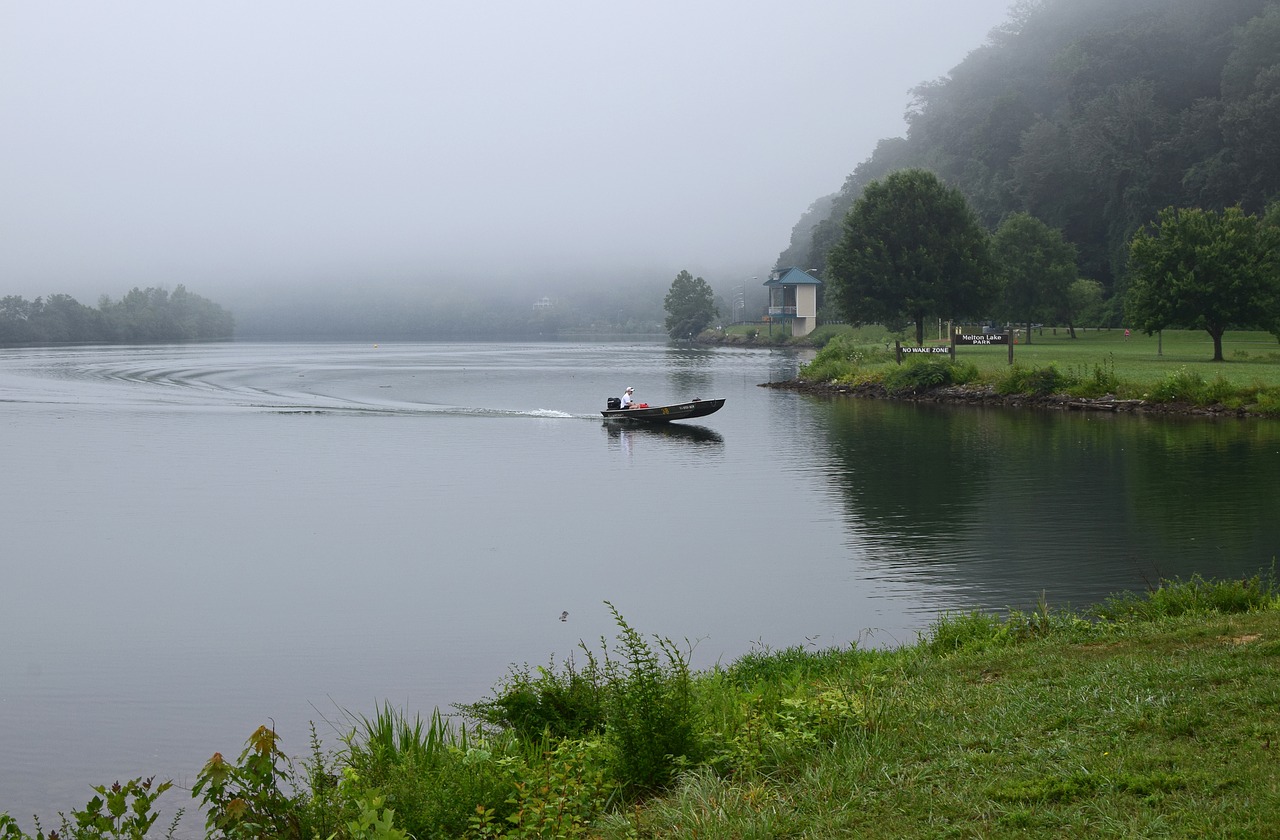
[0,347,614,423]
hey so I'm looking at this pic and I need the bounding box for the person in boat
[621,386,636,408]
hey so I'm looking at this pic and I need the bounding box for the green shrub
[600,602,702,792]
[997,363,1077,396]
[468,738,612,839]
[461,604,701,796]
[459,654,606,741]
[1251,388,1280,415]
[799,334,893,382]
[882,360,958,394]
[193,726,308,840]
[1205,374,1238,405]
[1149,366,1207,403]
[9,777,180,840]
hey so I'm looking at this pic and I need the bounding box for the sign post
[952,329,1014,364]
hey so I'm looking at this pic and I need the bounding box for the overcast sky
[1,1,1014,300]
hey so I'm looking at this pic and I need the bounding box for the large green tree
[826,169,995,345]
[1126,205,1280,361]
[662,270,717,340]
[993,212,1080,342]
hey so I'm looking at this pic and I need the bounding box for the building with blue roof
[764,267,822,337]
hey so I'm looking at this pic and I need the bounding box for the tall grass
[1092,569,1278,621]
[341,705,510,839]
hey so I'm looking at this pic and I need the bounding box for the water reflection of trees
[821,400,998,539]
[1121,417,1280,570]
[819,398,1280,608]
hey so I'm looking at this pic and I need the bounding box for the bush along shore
[3,578,1280,839]
[768,329,1280,418]
[761,377,1261,417]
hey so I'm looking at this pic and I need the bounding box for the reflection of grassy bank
[5,577,1279,839]
[794,327,1280,415]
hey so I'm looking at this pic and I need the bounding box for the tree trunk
[1025,319,1033,345]
[1066,319,1077,339]
[914,317,925,347]
[1210,327,1225,361]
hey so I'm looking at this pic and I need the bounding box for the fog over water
[2,1,1015,304]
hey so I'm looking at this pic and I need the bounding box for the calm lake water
[2,340,1278,827]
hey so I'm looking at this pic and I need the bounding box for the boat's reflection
[603,421,724,447]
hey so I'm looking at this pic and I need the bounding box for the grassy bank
[4,576,1279,839]
[793,327,1280,414]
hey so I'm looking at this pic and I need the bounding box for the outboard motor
[606,397,621,410]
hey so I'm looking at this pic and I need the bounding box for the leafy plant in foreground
[1,777,180,840]
[599,601,701,792]
[467,738,611,839]
[344,796,411,840]
[193,725,306,840]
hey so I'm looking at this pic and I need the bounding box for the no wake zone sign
[894,329,1015,364]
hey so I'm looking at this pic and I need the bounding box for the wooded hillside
[778,0,1280,322]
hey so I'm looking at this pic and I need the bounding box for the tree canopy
[663,270,717,340]
[992,212,1081,341]
[826,169,995,345]
[1125,205,1280,361]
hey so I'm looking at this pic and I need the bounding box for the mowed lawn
[956,327,1280,388]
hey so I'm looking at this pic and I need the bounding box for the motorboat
[601,397,725,423]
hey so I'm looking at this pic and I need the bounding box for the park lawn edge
[596,603,1280,839]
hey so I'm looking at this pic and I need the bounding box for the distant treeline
[0,285,234,344]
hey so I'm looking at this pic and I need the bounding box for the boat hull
[601,398,725,423]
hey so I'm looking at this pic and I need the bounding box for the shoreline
[760,378,1260,418]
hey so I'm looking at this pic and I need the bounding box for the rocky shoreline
[760,378,1258,418]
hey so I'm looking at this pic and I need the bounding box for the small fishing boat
[601,397,725,423]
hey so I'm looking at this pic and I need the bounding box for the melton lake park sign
[895,329,1015,364]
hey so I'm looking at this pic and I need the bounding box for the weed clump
[800,334,894,382]
[997,363,1077,396]
[882,359,976,394]
[462,656,607,741]
[1066,353,1120,397]
[462,601,701,794]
